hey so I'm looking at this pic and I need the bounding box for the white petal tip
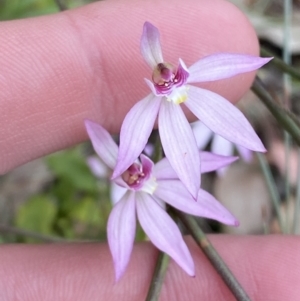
[186,267,195,277]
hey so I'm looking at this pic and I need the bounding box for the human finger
[0,235,298,300]
[0,0,259,173]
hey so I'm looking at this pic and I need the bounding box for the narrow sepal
[141,22,164,69]
[107,191,136,281]
[155,180,238,226]
[185,86,266,152]
[136,192,195,276]
[187,53,272,83]
[84,120,118,170]
[154,152,238,180]
[158,101,200,198]
[112,94,162,179]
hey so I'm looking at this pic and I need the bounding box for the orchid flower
[192,121,253,175]
[85,119,238,281]
[112,21,271,198]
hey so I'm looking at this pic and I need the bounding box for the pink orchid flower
[192,121,253,175]
[85,120,238,281]
[112,21,271,198]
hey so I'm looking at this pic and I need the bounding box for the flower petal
[154,152,238,180]
[107,191,136,281]
[84,120,118,170]
[144,78,160,96]
[140,22,164,69]
[187,53,272,83]
[197,189,239,225]
[112,94,162,179]
[192,121,213,149]
[140,154,154,179]
[155,180,238,226]
[86,156,108,178]
[236,144,253,162]
[200,151,238,173]
[212,134,233,157]
[185,86,266,152]
[144,143,154,157]
[153,157,178,180]
[211,135,234,176]
[110,182,127,205]
[158,101,200,198]
[136,192,194,276]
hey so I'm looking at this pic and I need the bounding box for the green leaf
[15,195,57,242]
[47,146,99,193]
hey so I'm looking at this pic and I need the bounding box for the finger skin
[0,0,259,173]
[0,236,299,300]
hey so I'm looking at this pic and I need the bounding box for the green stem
[260,47,300,81]
[145,251,170,301]
[251,77,300,146]
[174,210,252,301]
[256,153,285,233]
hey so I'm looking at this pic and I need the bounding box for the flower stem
[251,77,300,146]
[256,153,286,233]
[145,251,170,301]
[260,47,300,81]
[173,210,252,301]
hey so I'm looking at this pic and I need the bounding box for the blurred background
[0,0,300,243]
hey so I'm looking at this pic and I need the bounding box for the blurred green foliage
[13,145,113,242]
[1,0,140,244]
[15,195,57,242]
[0,0,91,21]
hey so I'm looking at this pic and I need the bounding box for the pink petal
[87,156,108,178]
[158,101,200,198]
[155,180,238,226]
[192,121,213,149]
[200,152,238,173]
[187,53,272,83]
[110,182,127,205]
[197,189,239,225]
[84,120,118,170]
[211,135,233,176]
[140,22,164,69]
[154,152,238,180]
[107,191,136,281]
[112,94,162,179]
[185,86,266,152]
[144,78,160,96]
[140,154,154,179]
[212,135,233,157]
[144,143,154,157]
[236,144,253,162]
[136,192,194,276]
[153,157,178,180]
